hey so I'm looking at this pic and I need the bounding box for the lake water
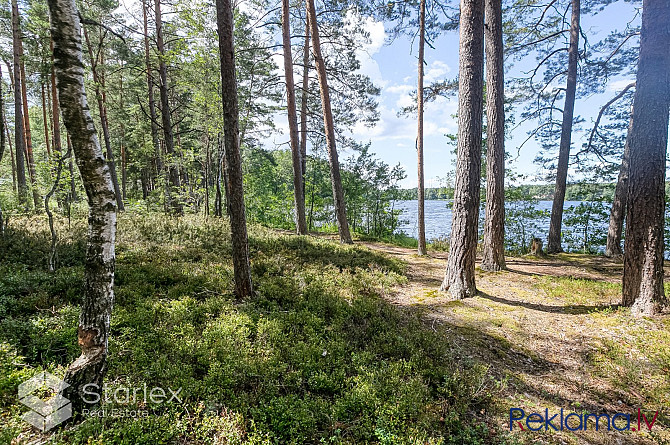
[392,199,586,241]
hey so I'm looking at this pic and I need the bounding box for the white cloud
[424,60,451,83]
[347,14,388,88]
[607,78,635,92]
[386,84,414,95]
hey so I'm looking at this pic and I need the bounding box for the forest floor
[1,215,669,445]
[359,239,670,445]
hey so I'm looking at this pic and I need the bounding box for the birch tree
[47,0,118,409]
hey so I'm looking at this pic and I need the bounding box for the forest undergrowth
[1,214,668,444]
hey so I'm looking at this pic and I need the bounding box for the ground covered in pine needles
[0,214,668,444]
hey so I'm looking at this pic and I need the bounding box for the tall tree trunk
[119,68,127,201]
[282,0,308,235]
[215,0,254,298]
[0,64,4,232]
[0,62,5,206]
[440,0,484,298]
[47,0,117,410]
[299,14,310,200]
[481,0,506,271]
[204,136,210,216]
[546,0,580,253]
[4,111,17,193]
[67,134,78,202]
[51,38,62,157]
[155,0,183,214]
[306,0,352,244]
[416,0,427,255]
[622,0,670,317]
[11,0,28,207]
[605,111,632,257]
[16,15,41,211]
[83,28,124,211]
[0,63,5,160]
[143,0,165,197]
[214,134,223,217]
[41,83,52,160]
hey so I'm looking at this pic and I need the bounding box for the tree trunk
[11,0,28,207]
[16,13,41,211]
[299,14,310,201]
[119,69,127,201]
[0,64,4,232]
[416,0,427,256]
[41,83,52,160]
[440,0,484,298]
[546,0,580,253]
[83,28,124,211]
[5,111,17,193]
[155,0,183,214]
[0,63,4,161]
[51,38,62,157]
[47,0,117,410]
[204,136,210,216]
[306,0,352,244]
[622,0,669,317]
[605,112,632,257]
[214,134,223,217]
[66,134,78,203]
[282,0,308,235]
[481,0,506,271]
[215,0,254,298]
[143,0,166,206]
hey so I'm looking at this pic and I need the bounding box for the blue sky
[344,1,640,188]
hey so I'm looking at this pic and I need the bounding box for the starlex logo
[18,372,72,432]
[510,407,659,432]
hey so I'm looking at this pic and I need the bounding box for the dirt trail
[360,241,668,445]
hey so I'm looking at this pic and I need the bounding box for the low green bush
[0,213,503,444]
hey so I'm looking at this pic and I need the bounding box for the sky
[5,0,639,191]
[337,1,641,188]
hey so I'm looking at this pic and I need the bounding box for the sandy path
[359,241,667,445]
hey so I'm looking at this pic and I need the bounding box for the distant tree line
[395,182,670,202]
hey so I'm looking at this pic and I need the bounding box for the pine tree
[215,0,253,298]
[622,0,670,316]
[440,0,485,298]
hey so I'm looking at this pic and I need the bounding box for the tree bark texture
[215,0,254,298]
[18,26,42,211]
[306,0,352,244]
[299,15,310,201]
[155,0,183,214]
[417,0,427,256]
[622,0,670,316]
[47,0,118,411]
[440,0,485,298]
[281,0,308,234]
[11,0,28,207]
[481,0,506,271]
[546,0,580,253]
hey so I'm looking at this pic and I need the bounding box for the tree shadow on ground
[477,290,619,315]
